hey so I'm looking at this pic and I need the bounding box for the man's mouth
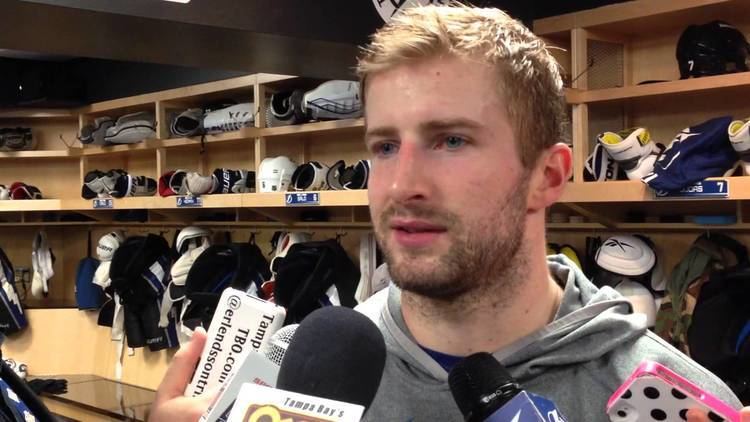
[389,219,447,248]
[390,219,446,233]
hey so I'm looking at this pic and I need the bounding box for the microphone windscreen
[264,323,298,366]
[276,306,386,410]
[449,352,517,420]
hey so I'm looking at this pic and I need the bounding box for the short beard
[375,176,529,303]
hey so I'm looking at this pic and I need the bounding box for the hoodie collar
[380,255,648,381]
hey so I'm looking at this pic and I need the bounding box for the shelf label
[177,196,203,207]
[92,198,113,209]
[285,192,320,206]
[654,179,729,199]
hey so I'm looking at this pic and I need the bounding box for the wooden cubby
[533,0,750,230]
[0,74,371,222]
[0,73,373,392]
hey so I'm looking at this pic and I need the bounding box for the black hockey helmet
[676,21,750,79]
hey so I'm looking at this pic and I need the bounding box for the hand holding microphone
[152,286,287,422]
[226,306,387,421]
[152,295,386,422]
[150,328,216,422]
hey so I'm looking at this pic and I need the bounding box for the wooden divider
[2,309,170,390]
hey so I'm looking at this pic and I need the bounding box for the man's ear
[526,143,572,212]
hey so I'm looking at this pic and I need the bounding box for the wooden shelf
[5,179,749,212]
[156,75,258,106]
[561,177,750,203]
[260,118,364,138]
[0,199,63,212]
[15,69,750,228]
[618,223,750,230]
[0,75,362,160]
[246,190,368,207]
[77,74,295,116]
[79,143,157,157]
[60,194,246,211]
[76,118,365,155]
[0,108,77,119]
[79,75,257,115]
[560,180,651,203]
[60,197,160,211]
[534,0,747,37]
[5,185,750,231]
[70,119,363,156]
[0,149,79,159]
[567,72,750,105]
[546,222,750,231]
[0,220,374,228]
[0,191,368,213]
[78,127,259,156]
[256,73,297,85]
[7,177,750,213]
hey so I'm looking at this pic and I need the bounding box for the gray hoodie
[356,255,741,421]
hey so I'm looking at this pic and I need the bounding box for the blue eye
[375,142,398,156]
[444,136,466,149]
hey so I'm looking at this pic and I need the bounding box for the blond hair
[357,4,566,167]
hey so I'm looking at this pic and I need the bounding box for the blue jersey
[642,116,738,191]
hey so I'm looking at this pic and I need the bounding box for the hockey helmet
[594,234,660,295]
[291,161,330,191]
[326,160,371,190]
[259,156,298,193]
[676,21,750,79]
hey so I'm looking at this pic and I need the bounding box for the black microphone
[276,306,387,411]
[449,352,568,422]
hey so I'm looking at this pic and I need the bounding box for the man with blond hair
[150,4,745,421]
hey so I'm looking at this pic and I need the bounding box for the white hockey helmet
[259,156,298,193]
[595,235,656,277]
[594,234,661,297]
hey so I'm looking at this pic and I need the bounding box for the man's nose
[388,142,430,203]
